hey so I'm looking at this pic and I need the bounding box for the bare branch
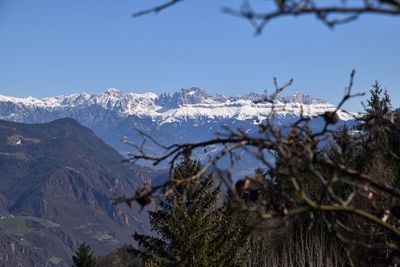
[133,0,184,17]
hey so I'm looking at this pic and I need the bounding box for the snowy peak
[49,92,91,107]
[284,91,327,104]
[155,87,229,108]
[237,91,327,105]
[169,87,228,106]
[179,87,208,97]
[104,88,123,96]
[175,87,210,104]
[90,88,159,116]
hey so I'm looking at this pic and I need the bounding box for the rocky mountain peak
[104,88,124,97]
[172,87,211,105]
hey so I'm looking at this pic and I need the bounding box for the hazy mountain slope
[0,118,157,266]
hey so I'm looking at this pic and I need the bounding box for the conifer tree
[340,82,400,265]
[133,152,247,266]
[72,242,97,267]
[360,82,400,183]
[362,81,393,155]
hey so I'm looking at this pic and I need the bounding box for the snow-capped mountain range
[0,87,352,122]
[0,87,354,172]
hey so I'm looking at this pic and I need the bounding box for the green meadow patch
[0,215,59,236]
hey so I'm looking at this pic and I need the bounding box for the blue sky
[0,0,399,111]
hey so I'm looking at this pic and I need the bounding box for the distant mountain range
[0,118,158,266]
[0,87,352,122]
[0,87,355,171]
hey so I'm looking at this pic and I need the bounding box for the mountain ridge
[0,87,352,123]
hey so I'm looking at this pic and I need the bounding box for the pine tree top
[72,242,97,267]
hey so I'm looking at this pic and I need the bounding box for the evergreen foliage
[96,245,143,267]
[133,153,249,266]
[324,82,400,265]
[72,242,97,267]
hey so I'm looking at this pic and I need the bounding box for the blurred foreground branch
[133,0,400,34]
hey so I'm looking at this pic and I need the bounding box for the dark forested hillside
[0,118,158,266]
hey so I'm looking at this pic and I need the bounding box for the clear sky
[0,0,399,111]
